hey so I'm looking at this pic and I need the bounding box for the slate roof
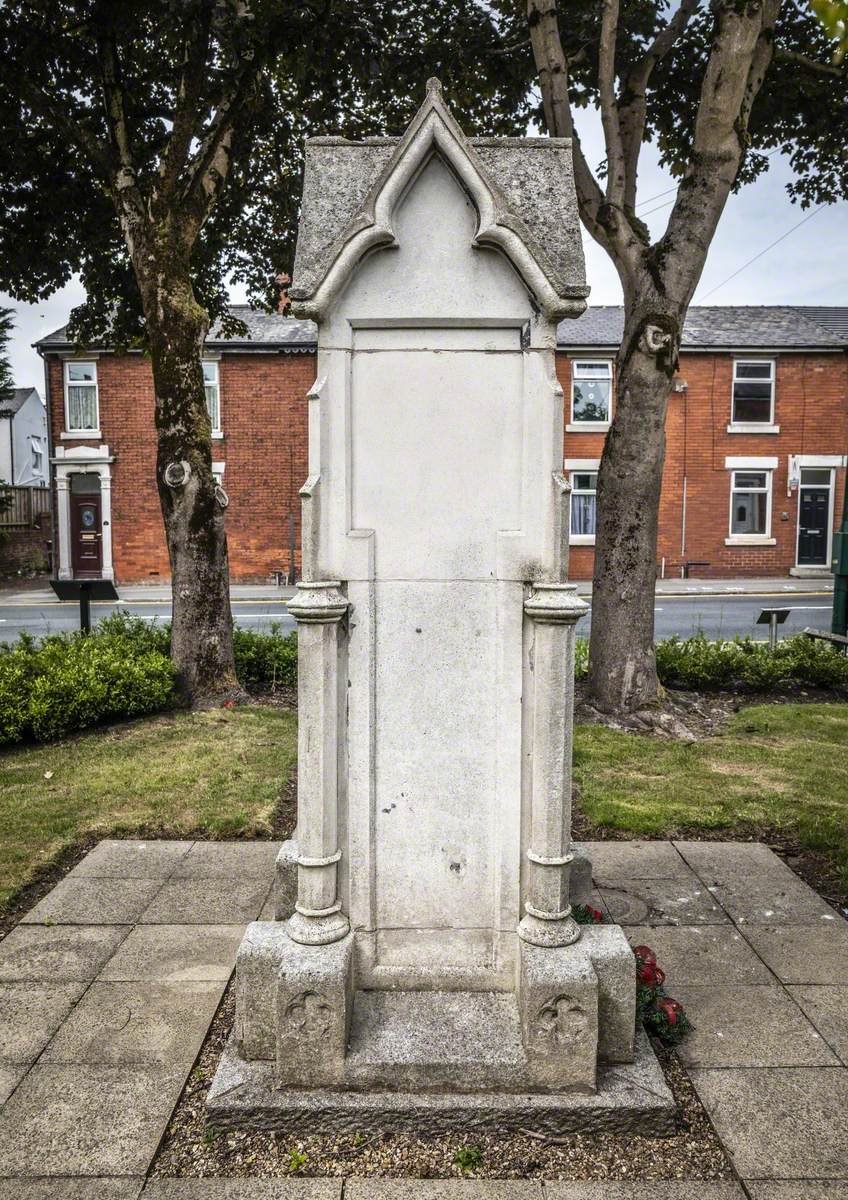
[35,305,848,353]
[0,387,39,416]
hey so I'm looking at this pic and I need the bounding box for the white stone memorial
[209,81,674,1134]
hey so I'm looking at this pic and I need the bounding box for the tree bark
[144,271,240,703]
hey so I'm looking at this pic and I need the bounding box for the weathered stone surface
[568,842,594,904]
[274,838,298,920]
[0,925,128,982]
[0,1063,188,1176]
[171,841,281,879]
[673,840,797,883]
[140,878,270,925]
[0,1062,26,1105]
[598,877,728,926]
[742,924,848,985]
[98,925,245,982]
[21,878,162,925]
[673,985,839,1068]
[207,1028,675,1135]
[519,940,598,1090]
[707,876,840,926]
[70,839,194,879]
[746,1185,848,1199]
[583,841,692,882]
[345,1184,543,1199]
[789,986,848,1063]
[0,981,85,1062]
[276,932,353,1086]
[0,1181,143,1200]
[142,1183,341,1199]
[579,925,636,1063]
[41,981,224,1065]
[691,1066,848,1180]
[235,922,288,1060]
[624,926,774,985]
[543,1186,746,1199]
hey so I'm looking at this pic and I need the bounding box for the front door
[797,469,832,566]
[70,489,103,577]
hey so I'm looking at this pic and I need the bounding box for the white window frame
[567,359,613,432]
[795,464,836,569]
[203,359,222,438]
[62,360,101,438]
[728,358,779,433]
[565,458,600,544]
[31,437,43,470]
[725,456,777,545]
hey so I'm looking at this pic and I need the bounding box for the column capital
[287,580,349,625]
[524,583,588,625]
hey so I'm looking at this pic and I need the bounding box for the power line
[695,204,827,301]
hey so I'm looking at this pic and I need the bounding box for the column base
[287,908,351,946]
[518,910,581,948]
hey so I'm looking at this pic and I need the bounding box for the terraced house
[36,304,848,584]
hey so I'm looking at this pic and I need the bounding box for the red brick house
[37,304,847,584]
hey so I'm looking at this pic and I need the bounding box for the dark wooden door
[71,493,102,576]
[797,488,830,565]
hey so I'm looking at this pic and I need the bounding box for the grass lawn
[575,701,848,890]
[0,705,296,912]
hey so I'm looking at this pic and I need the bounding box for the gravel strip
[151,987,733,1183]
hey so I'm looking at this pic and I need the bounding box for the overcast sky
[3,110,846,395]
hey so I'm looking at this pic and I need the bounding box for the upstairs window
[31,437,42,470]
[730,469,771,537]
[64,361,99,432]
[570,471,598,538]
[203,361,221,435]
[571,361,612,425]
[732,360,774,425]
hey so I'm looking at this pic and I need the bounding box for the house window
[729,469,772,537]
[571,361,612,425]
[31,437,42,470]
[64,361,99,432]
[731,360,775,426]
[570,471,598,538]
[203,361,221,435]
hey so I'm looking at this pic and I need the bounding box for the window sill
[570,534,596,546]
[566,422,610,433]
[726,424,780,434]
[61,431,102,440]
[724,536,777,547]
[211,431,224,440]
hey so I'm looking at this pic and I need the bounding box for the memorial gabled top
[290,78,588,322]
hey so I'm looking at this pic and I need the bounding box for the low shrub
[575,632,848,694]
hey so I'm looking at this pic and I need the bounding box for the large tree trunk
[587,300,681,711]
[145,275,240,703]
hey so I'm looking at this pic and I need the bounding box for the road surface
[0,592,834,644]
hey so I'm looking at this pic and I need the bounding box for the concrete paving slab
[143,1183,343,1198]
[69,839,195,879]
[0,1062,189,1176]
[691,1066,848,1180]
[707,876,841,927]
[345,1183,542,1198]
[21,877,163,925]
[0,981,86,1063]
[788,986,848,1064]
[0,1181,144,1200]
[582,841,692,882]
[742,924,848,985]
[171,841,282,879]
[259,887,277,920]
[0,1062,27,1105]
[624,926,775,985]
[543,1186,746,1198]
[41,980,225,1065]
[97,925,245,982]
[673,984,839,1068]
[598,877,728,926]
[746,1185,848,1199]
[674,840,796,883]
[140,878,270,925]
[0,925,128,982]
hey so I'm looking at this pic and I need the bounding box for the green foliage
[0,307,14,407]
[286,1148,309,1173]
[812,0,848,62]
[453,1145,483,1173]
[0,623,175,746]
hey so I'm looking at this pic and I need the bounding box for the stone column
[286,580,350,946]
[518,582,589,948]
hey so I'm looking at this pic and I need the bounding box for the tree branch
[158,5,214,199]
[597,0,626,207]
[776,45,845,77]
[15,73,112,180]
[97,35,138,196]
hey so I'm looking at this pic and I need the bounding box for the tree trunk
[145,275,240,703]
[587,301,681,711]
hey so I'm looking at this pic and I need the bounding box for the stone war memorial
[208,80,674,1133]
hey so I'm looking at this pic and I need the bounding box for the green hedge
[575,632,848,694]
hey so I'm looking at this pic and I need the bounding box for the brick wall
[46,346,847,585]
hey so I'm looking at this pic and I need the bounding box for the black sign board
[50,579,120,632]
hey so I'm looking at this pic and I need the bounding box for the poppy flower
[633,945,656,965]
[637,962,666,987]
[591,908,604,923]
[658,997,682,1026]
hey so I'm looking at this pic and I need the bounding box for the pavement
[0,577,837,644]
[0,838,847,1197]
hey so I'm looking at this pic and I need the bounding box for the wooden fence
[0,485,51,529]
